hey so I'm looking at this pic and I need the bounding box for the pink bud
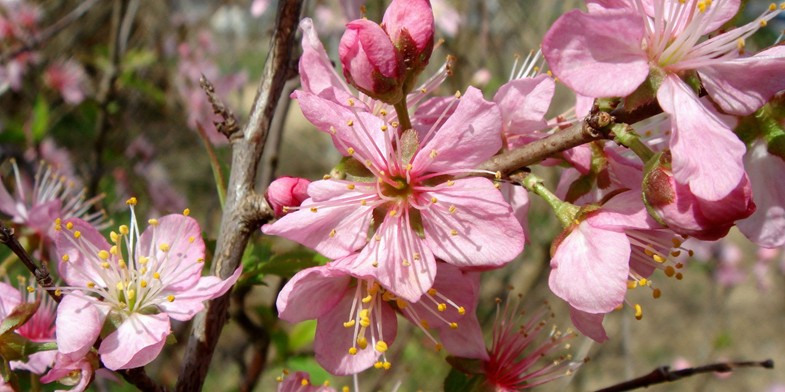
[642,153,755,241]
[382,0,435,78]
[339,19,403,104]
[266,177,311,217]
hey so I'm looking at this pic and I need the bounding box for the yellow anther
[140,267,147,274]
[457,306,466,315]
[347,183,355,190]
[449,322,458,329]
[429,149,438,158]
[437,303,447,312]
[395,298,407,309]
[402,259,411,266]
[652,288,662,299]
[434,343,443,352]
[97,250,110,260]
[372,261,379,268]
[360,318,370,328]
[634,304,643,320]
[116,282,125,291]
[55,218,61,226]
[61,254,70,262]
[664,266,676,277]
[329,126,337,135]
[360,199,367,206]
[427,288,437,296]
[159,243,170,252]
[373,361,383,369]
[760,19,768,27]
[390,121,399,128]
[406,163,413,171]
[26,286,34,293]
[348,347,358,355]
[383,361,391,370]
[183,208,190,216]
[357,337,368,349]
[348,98,355,106]
[310,207,318,212]
[495,171,502,180]
[148,218,159,226]
[347,119,354,126]
[450,229,458,236]
[87,282,95,288]
[118,259,127,269]
[119,225,129,235]
[347,147,355,155]
[431,197,438,203]
[380,125,388,132]
[628,281,638,289]
[101,262,110,269]
[126,197,138,205]
[375,341,388,352]
[639,278,648,286]
[652,254,666,263]
[329,229,337,238]
[343,386,350,392]
[73,230,82,239]
[66,222,74,230]
[361,294,373,303]
[139,256,149,264]
[188,236,195,243]
[644,248,655,256]
[197,258,204,263]
[167,295,175,302]
[127,289,135,301]
[449,205,457,214]
[301,379,309,386]
[140,280,148,288]
[153,272,161,280]
[275,377,283,383]
[454,90,462,98]
[389,210,398,217]
[420,319,430,329]
[343,320,356,328]
[447,180,455,186]
[413,252,421,261]
[54,289,62,296]
[671,250,681,257]
[380,109,387,116]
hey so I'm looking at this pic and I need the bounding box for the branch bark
[175,1,304,390]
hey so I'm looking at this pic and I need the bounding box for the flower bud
[382,0,435,92]
[266,177,311,217]
[339,19,404,104]
[642,152,755,241]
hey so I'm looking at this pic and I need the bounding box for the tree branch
[595,359,774,392]
[0,222,61,303]
[175,1,304,390]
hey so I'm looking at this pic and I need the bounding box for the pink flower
[43,60,89,105]
[53,198,241,370]
[40,352,99,392]
[339,19,404,104]
[382,0,435,74]
[643,151,755,241]
[0,159,107,242]
[276,371,335,392]
[276,259,487,375]
[265,86,523,302]
[0,282,56,374]
[266,176,311,217]
[482,300,582,390]
[543,1,785,201]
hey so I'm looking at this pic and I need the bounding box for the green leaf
[288,320,316,352]
[258,250,322,279]
[444,367,485,392]
[285,356,331,386]
[0,332,31,361]
[31,96,50,142]
[0,300,39,336]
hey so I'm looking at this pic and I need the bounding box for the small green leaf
[0,301,39,336]
[31,96,50,142]
[288,320,316,352]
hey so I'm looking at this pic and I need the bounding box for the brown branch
[0,0,100,64]
[595,359,774,392]
[0,222,61,303]
[175,0,304,390]
[200,74,240,138]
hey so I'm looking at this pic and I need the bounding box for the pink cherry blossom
[382,0,435,74]
[543,1,785,201]
[0,159,107,242]
[265,86,523,302]
[276,371,335,392]
[43,60,89,105]
[40,352,98,392]
[266,176,311,217]
[737,140,785,248]
[276,259,487,375]
[53,198,241,370]
[339,19,403,103]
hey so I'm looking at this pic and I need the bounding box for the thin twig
[0,222,61,303]
[0,0,100,63]
[595,359,774,392]
[200,74,240,138]
[175,1,304,390]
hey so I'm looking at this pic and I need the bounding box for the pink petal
[699,46,785,116]
[55,294,108,358]
[0,282,22,316]
[344,214,437,302]
[737,141,785,247]
[314,292,398,375]
[549,221,629,313]
[298,18,352,102]
[0,181,18,218]
[542,9,648,98]
[657,75,746,201]
[136,214,205,292]
[569,307,608,343]
[99,312,170,370]
[494,75,554,143]
[27,199,61,234]
[56,218,111,287]
[262,184,373,259]
[382,0,434,52]
[156,266,242,321]
[412,87,502,173]
[421,177,524,269]
[640,0,740,35]
[276,264,352,323]
[588,190,657,231]
[501,183,530,242]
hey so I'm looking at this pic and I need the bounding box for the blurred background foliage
[1,0,784,391]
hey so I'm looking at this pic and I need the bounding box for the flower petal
[276,264,352,323]
[699,46,785,115]
[737,141,785,247]
[298,18,352,101]
[55,294,108,358]
[412,87,502,173]
[569,307,608,343]
[549,221,629,313]
[314,292,398,376]
[56,218,112,288]
[494,75,554,147]
[421,177,524,269]
[542,9,648,98]
[137,214,205,292]
[0,282,22,317]
[657,74,746,201]
[98,312,170,370]
[156,266,242,321]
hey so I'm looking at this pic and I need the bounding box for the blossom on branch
[53,198,240,370]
